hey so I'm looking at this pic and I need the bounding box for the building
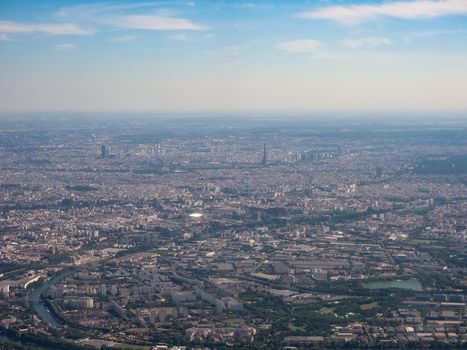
[376,166,383,178]
[101,144,107,158]
[261,144,267,166]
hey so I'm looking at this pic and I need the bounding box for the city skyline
[1,0,467,113]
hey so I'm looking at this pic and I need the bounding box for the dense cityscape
[0,115,465,349]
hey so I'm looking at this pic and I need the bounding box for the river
[28,269,75,328]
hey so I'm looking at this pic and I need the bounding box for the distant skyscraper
[376,166,382,178]
[261,144,267,166]
[101,145,107,158]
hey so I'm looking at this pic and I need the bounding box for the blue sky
[1,0,467,112]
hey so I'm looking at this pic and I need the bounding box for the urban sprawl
[0,116,466,350]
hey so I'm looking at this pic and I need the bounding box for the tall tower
[261,144,267,166]
[376,166,382,178]
[101,144,107,158]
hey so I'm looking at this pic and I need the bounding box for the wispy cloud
[169,33,191,41]
[342,37,392,49]
[56,3,156,19]
[108,14,207,31]
[204,45,245,61]
[298,0,467,24]
[403,29,462,42]
[219,60,244,70]
[224,45,243,55]
[55,43,78,51]
[0,20,92,35]
[0,33,13,41]
[109,34,139,43]
[57,3,207,31]
[277,39,321,53]
[235,3,258,9]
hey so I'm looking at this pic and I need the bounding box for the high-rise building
[261,144,267,166]
[376,166,382,178]
[101,144,107,158]
[99,284,106,296]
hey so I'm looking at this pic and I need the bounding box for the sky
[1,0,467,113]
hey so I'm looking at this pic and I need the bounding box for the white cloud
[108,14,207,31]
[236,3,257,8]
[403,29,462,42]
[277,39,321,53]
[57,3,207,31]
[110,34,139,43]
[298,0,467,24]
[56,3,155,19]
[0,20,92,35]
[343,37,392,49]
[55,43,77,51]
[0,34,13,41]
[168,33,191,41]
[219,60,244,70]
[224,45,242,55]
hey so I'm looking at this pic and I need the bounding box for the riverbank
[28,269,76,328]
